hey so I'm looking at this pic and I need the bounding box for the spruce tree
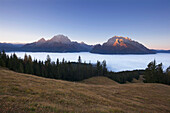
[102,60,107,76]
[78,56,82,63]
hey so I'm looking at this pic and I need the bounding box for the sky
[0,0,170,50]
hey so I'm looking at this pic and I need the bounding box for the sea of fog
[6,52,170,72]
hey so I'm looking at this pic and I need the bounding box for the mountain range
[21,35,93,52]
[0,34,169,54]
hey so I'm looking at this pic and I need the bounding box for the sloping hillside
[0,68,170,113]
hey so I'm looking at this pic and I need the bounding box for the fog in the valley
[6,52,170,72]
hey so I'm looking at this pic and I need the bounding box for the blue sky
[0,0,170,49]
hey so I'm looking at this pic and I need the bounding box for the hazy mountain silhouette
[151,49,170,53]
[0,43,24,51]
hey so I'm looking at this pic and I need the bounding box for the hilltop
[0,68,170,113]
[81,76,119,85]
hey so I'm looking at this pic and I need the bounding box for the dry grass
[0,68,170,113]
[131,75,144,83]
[81,76,119,85]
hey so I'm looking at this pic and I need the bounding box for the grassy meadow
[0,68,170,113]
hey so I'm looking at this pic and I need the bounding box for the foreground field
[0,68,170,113]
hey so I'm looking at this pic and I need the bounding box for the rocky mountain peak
[112,36,131,40]
[91,35,155,54]
[37,38,46,43]
[105,36,131,46]
[80,42,87,45]
[50,35,71,44]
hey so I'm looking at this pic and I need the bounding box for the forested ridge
[0,50,169,84]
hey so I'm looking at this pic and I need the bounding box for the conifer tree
[24,54,28,63]
[144,60,164,83]
[78,56,82,63]
[18,62,24,73]
[96,60,102,76]
[102,60,107,76]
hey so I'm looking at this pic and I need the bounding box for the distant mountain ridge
[0,43,24,51]
[21,35,93,52]
[151,49,170,53]
[0,35,168,54]
[90,36,155,54]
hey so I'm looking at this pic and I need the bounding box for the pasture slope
[0,68,170,113]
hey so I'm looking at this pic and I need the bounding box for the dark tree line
[0,51,141,83]
[107,70,144,84]
[144,60,170,85]
[0,51,107,81]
